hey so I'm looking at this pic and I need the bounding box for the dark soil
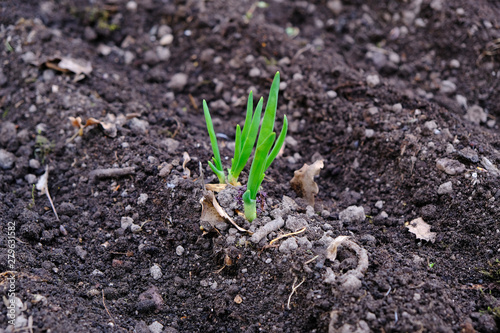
[1,0,500,332]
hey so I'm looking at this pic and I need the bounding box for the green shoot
[203,100,226,184]
[243,72,288,221]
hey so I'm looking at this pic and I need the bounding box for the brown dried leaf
[182,151,191,178]
[406,217,436,243]
[290,160,324,206]
[199,191,250,234]
[68,116,83,129]
[84,117,101,127]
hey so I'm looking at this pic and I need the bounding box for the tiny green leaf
[203,100,226,183]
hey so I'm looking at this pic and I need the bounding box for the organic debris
[182,152,191,178]
[45,57,92,81]
[36,166,59,221]
[290,160,324,206]
[67,116,116,142]
[406,217,436,243]
[89,167,135,183]
[199,190,251,234]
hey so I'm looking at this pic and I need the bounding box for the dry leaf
[406,217,436,243]
[57,57,92,75]
[199,190,250,234]
[36,166,59,221]
[290,159,324,206]
[326,235,350,261]
[205,184,227,192]
[182,152,191,178]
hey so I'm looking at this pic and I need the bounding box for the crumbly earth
[1,0,500,332]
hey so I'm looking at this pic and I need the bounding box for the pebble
[366,312,377,321]
[159,34,174,45]
[159,163,173,177]
[464,105,487,124]
[29,159,40,169]
[75,246,88,259]
[128,117,149,134]
[168,73,188,91]
[126,1,137,12]
[437,181,453,195]
[157,25,172,38]
[456,94,467,109]
[439,80,457,94]
[25,174,37,184]
[366,74,380,87]
[124,51,135,65]
[327,0,342,15]
[137,193,148,205]
[279,238,298,253]
[449,59,460,68]
[148,321,164,333]
[306,206,315,217]
[176,245,185,256]
[249,67,261,77]
[374,200,384,209]
[161,138,180,153]
[326,90,337,99]
[121,216,134,230]
[156,46,171,61]
[59,202,76,216]
[338,206,366,223]
[150,264,162,280]
[436,158,465,175]
[0,122,17,144]
[365,129,375,138]
[458,147,479,163]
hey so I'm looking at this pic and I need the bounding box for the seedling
[203,72,288,221]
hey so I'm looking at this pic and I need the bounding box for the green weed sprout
[203,72,287,221]
[203,82,265,186]
[203,99,226,184]
[242,72,287,221]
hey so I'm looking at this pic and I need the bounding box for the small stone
[423,120,437,133]
[148,321,164,333]
[306,206,315,217]
[374,200,384,209]
[458,147,479,163]
[159,163,173,177]
[128,118,149,134]
[456,94,467,109]
[124,51,135,65]
[437,181,453,195]
[366,312,377,321]
[338,206,365,223]
[279,238,298,253]
[326,90,337,99]
[293,73,303,80]
[121,216,134,230]
[439,80,456,94]
[365,129,375,138]
[159,34,174,46]
[168,73,188,91]
[75,246,88,260]
[0,122,17,145]
[59,202,76,216]
[176,245,185,256]
[161,138,180,153]
[150,264,162,280]
[126,1,137,11]
[436,158,465,175]
[144,50,159,65]
[137,193,148,205]
[156,46,171,61]
[25,174,37,184]
[249,67,261,77]
[449,59,460,68]
[465,105,487,125]
[157,25,172,38]
[29,159,40,169]
[327,0,342,15]
[392,103,403,112]
[29,104,37,113]
[366,74,380,87]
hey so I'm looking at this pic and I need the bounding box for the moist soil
[1,0,500,332]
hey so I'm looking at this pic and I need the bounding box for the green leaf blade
[257,71,280,147]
